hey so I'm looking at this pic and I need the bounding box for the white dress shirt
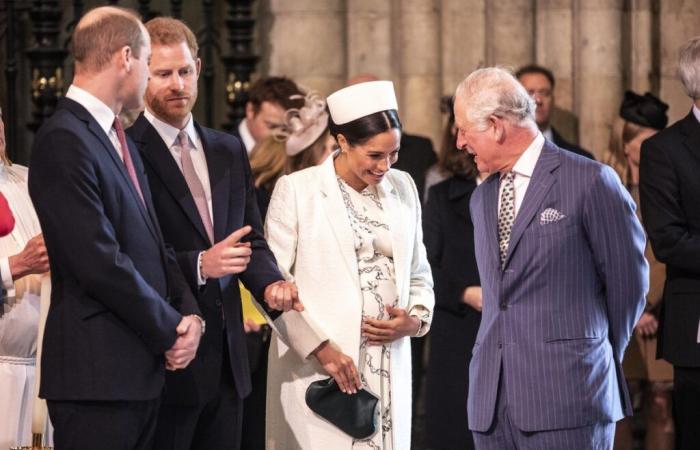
[65,85,123,160]
[497,133,545,218]
[238,119,255,154]
[693,104,700,124]
[144,109,212,285]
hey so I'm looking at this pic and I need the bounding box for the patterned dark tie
[497,171,516,266]
[112,118,145,205]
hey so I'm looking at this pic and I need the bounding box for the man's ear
[490,116,506,143]
[119,46,132,72]
[245,102,256,121]
[195,57,202,79]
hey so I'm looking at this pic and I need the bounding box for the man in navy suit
[127,17,300,450]
[455,67,647,449]
[640,35,700,450]
[28,7,203,450]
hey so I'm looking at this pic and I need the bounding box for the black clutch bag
[305,377,379,439]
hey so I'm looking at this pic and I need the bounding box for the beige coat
[264,155,434,450]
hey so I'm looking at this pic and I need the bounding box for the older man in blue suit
[455,67,648,449]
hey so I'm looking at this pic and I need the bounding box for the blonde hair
[250,137,287,194]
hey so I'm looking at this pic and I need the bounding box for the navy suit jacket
[28,98,200,401]
[468,140,647,432]
[127,114,282,403]
[640,111,700,367]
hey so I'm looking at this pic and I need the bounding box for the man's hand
[165,315,203,371]
[362,305,420,345]
[462,286,482,312]
[244,318,261,334]
[634,311,658,338]
[264,280,303,312]
[312,341,361,394]
[201,226,252,279]
[9,233,49,280]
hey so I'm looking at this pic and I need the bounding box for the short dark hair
[247,77,304,113]
[515,64,555,89]
[328,110,402,147]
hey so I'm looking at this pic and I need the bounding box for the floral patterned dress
[338,177,396,450]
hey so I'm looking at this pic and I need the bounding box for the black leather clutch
[305,377,379,439]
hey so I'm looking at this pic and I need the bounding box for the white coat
[264,154,434,450]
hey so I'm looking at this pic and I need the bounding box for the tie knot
[177,130,190,149]
[502,171,515,184]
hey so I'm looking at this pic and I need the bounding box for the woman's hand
[462,286,482,312]
[312,341,362,394]
[362,305,420,346]
[635,312,658,338]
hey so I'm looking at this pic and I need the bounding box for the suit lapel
[376,175,407,300]
[197,124,230,243]
[681,111,700,165]
[502,142,560,268]
[130,114,211,245]
[482,173,501,270]
[70,103,160,242]
[319,156,361,290]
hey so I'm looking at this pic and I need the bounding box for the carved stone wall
[260,0,700,159]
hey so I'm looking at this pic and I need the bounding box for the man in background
[640,35,700,450]
[231,76,304,154]
[516,64,594,159]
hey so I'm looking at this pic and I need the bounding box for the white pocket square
[540,208,566,225]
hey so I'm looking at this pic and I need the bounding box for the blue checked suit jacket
[468,140,648,432]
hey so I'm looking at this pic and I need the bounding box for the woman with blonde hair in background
[611,91,674,450]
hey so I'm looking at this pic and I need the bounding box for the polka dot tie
[498,172,516,266]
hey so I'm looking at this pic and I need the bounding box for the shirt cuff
[196,251,207,286]
[0,256,15,298]
[408,305,431,338]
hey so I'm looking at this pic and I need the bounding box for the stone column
[658,0,700,123]
[441,0,486,95]
[266,0,346,95]
[627,0,656,94]
[575,0,625,159]
[398,0,442,145]
[486,0,534,67]
[346,0,393,80]
[535,0,575,110]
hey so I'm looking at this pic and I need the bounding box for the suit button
[498,343,503,349]
[215,299,222,307]
[499,303,507,310]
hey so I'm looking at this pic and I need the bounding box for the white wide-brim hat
[327,81,398,125]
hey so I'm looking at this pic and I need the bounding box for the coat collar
[59,98,161,242]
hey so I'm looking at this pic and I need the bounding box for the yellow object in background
[240,281,267,325]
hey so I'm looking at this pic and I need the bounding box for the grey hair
[455,67,536,130]
[679,36,700,100]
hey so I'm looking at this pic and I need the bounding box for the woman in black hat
[611,91,674,450]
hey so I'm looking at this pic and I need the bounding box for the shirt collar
[542,126,554,142]
[65,84,117,136]
[238,119,256,152]
[692,104,700,125]
[510,132,545,178]
[144,108,198,149]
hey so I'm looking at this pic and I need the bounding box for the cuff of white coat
[0,256,15,298]
[408,305,431,338]
[272,310,328,360]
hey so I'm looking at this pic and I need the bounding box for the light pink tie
[113,118,145,205]
[177,131,214,244]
